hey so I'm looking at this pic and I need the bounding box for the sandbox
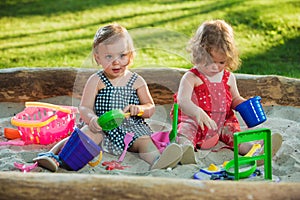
[0,67,299,199]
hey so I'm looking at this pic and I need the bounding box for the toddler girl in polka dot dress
[78,23,182,170]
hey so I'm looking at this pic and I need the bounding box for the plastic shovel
[14,162,38,172]
[169,103,178,143]
[118,132,134,162]
[98,109,144,131]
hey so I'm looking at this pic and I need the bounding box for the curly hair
[187,20,241,71]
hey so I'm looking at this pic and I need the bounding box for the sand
[0,96,299,182]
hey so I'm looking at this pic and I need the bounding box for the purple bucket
[58,128,101,171]
[235,96,267,128]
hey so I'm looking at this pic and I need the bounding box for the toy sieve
[224,144,261,179]
[11,102,78,145]
[98,109,144,131]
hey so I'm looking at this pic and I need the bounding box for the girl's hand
[197,109,218,131]
[88,116,102,133]
[123,104,142,116]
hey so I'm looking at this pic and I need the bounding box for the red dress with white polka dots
[173,68,241,149]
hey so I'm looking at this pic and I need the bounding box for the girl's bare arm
[124,75,155,118]
[228,73,246,109]
[177,72,217,130]
[79,74,102,124]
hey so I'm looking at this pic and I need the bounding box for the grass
[0,0,299,78]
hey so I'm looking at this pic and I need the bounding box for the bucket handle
[25,102,73,114]
[11,114,58,128]
[88,151,103,167]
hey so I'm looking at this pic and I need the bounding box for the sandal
[33,152,61,172]
[180,144,197,165]
[177,136,197,165]
[32,137,69,172]
[151,143,183,170]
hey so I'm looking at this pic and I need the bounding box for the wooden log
[235,73,300,107]
[0,67,299,106]
[0,172,299,200]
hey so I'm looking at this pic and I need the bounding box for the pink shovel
[118,132,134,162]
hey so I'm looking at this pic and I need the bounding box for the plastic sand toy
[11,102,78,145]
[235,96,267,128]
[98,109,144,131]
[58,128,102,171]
[232,128,272,180]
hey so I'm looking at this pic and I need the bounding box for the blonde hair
[93,23,135,66]
[188,19,241,71]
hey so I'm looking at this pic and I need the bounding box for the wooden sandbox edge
[0,67,299,106]
[0,172,299,200]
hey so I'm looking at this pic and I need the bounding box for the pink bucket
[151,131,170,153]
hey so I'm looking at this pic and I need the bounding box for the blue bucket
[58,128,101,171]
[235,96,267,128]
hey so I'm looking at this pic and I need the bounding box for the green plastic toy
[98,109,144,131]
[224,143,261,179]
[232,128,272,180]
[169,103,178,143]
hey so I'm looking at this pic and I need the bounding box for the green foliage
[0,0,299,78]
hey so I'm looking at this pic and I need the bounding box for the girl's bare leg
[129,136,159,164]
[80,125,103,145]
[129,136,183,170]
[238,142,255,155]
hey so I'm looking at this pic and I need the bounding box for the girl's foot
[151,143,182,170]
[257,132,282,166]
[32,137,68,172]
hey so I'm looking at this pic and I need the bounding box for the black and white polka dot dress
[95,70,153,155]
